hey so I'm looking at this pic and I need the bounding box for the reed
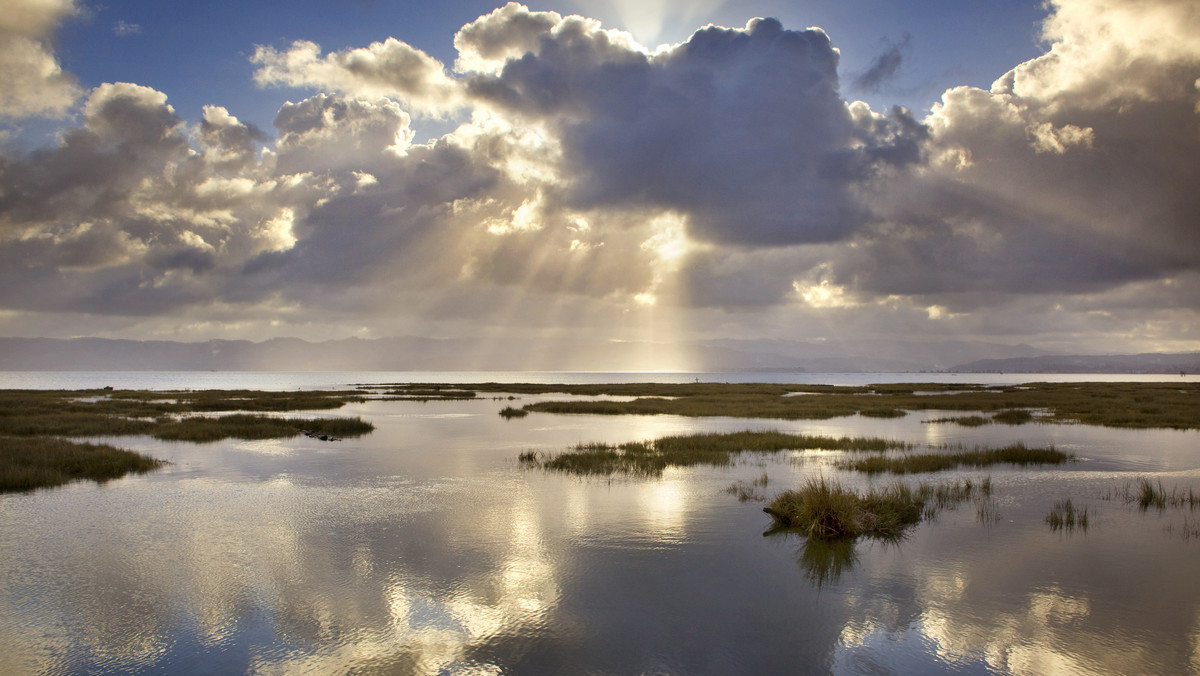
[1128,478,1200,510]
[1045,498,1089,532]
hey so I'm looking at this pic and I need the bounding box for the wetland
[1,376,1198,674]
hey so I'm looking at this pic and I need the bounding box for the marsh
[1,374,1199,674]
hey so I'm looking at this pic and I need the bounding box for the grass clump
[1126,479,1200,511]
[838,443,1072,475]
[525,431,909,477]
[764,476,974,539]
[499,406,529,419]
[1,437,165,492]
[1046,498,1089,532]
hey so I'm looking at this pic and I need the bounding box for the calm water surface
[1,373,1198,674]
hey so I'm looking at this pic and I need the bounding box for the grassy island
[382,381,1200,429]
[0,388,374,492]
[1,437,164,492]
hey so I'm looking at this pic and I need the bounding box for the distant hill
[949,353,1200,374]
[0,336,1060,373]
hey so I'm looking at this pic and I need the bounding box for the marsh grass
[977,496,1000,524]
[726,472,771,502]
[992,409,1035,425]
[858,408,907,419]
[1046,498,1090,532]
[0,388,376,492]
[499,407,529,419]
[1125,479,1200,511]
[764,476,975,540]
[0,437,165,492]
[413,381,1200,429]
[925,415,991,427]
[526,431,910,477]
[0,389,373,443]
[837,443,1072,475]
[152,415,374,443]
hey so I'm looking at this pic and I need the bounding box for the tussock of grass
[525,431,909,477]
[838,443,1072,475]
[764,476,975,540]
[1,437,165,492]
[499,407,529,419]
[1046,498,1089,532]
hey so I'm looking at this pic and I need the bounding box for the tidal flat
[1,378,1199,674]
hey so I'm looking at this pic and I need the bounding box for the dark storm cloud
[464,14,928,247]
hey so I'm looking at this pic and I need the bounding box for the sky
[1,0,1198,362]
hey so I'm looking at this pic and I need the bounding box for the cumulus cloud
[816,0,1200,312]
[0,0,81,118]
[252,38,464,116]
[463,9,926,247]
[0,0,1197,350]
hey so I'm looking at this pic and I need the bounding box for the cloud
[251,38,464,116]
[463,10,926,247]
[113,20,141,37]
[821,0,1200,311]
[0,1,1197,351]
[853,34,909,92]
[0,0,81,118]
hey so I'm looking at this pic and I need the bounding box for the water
[2,370,1198,391]
[1,374,1199,674]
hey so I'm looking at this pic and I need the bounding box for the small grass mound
[763,477,974,540]
[499,407,529,419]
[1,437,165,492]
[837,443,1072,475]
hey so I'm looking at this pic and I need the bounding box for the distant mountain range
[0,336,1193,373]
[0,335,1026,372]
[950,353,1200,374]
